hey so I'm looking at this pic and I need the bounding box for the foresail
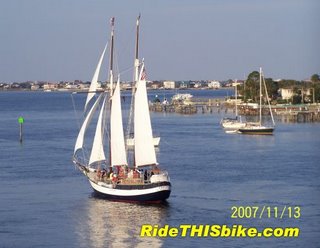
[84,42,108,111]
[134,64,157,167]
[110,78,127,166]
[89,94,107,166]
[74,94,103,154]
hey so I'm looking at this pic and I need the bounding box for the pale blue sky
[0,0,319,82]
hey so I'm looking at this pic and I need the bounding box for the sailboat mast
[235,80,238,117]
[126,14,141,147]
[259,67,262,126]
[109,17,115,167]
[134,14,140,82]
[133,14,140,168]
[109,17,115,94]
[262,70,276,127]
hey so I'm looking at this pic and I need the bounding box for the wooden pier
[150,102,197,114]
[149,98,320,122]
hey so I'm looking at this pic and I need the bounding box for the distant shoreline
[0,87,234,93]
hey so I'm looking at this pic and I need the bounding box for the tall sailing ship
[72,16,171,203]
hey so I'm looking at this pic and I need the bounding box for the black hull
[238,128,274,135]
[92,189,171,204]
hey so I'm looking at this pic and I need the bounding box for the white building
[208,80,221,89]
[163,81,175,89]
[279,88,311,100]
[179,82,188,89]
[78,83,89,90]
[279,88,294,100]
[43,83,58,91]
[31,85,40,90]
[65,83,79,90]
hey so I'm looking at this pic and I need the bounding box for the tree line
[237,72,320,104]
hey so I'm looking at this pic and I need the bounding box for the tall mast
[134,14,140,82]
[259,67,262,126]
[126,14,140,144]
[109,17,115,167]
[109,17,115,94]
[235,80,238,117]
[132,14,140,167]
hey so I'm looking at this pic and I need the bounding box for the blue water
[0,91,319,247]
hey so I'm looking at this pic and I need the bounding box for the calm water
[0,91,319,248]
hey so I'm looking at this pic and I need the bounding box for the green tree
[311,74,320,83]
[264,78,278,100]
[292,95,302,104]
[242,71,260,102]
[311,83,320,103]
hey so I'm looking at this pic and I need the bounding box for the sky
[0,0,319,82]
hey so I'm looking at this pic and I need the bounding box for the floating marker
[18,116,24,142]
[18,116,24,124]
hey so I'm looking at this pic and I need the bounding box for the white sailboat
[221,80,246,131]
[73,17,171,203]
[238,67,275,135]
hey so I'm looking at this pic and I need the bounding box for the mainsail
[110,77,128,166]
[89,94,107,166]
[74,94,103,154]
[84,42,108,111]
[134,63,157,167]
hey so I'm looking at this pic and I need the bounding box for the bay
[0,91,319,247]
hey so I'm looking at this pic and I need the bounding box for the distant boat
[171,93,193,104]
[172,93,193,101]
[221,80,245,130]
[72,16,171,203]
[238,68,275,135]
[221,117,246,130]
[238,123,274,135]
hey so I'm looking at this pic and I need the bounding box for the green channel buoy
[18,116,24,142]
[18,116,24,124]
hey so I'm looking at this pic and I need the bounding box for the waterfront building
[208,80,221,89]
[279,88,311,101]
[43,83,58,91]
[163,81,175,89]
[179,81,188,89]
[31,85,40,90]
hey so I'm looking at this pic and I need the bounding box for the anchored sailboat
[238,68,275,135]
[221,80,246,131]
[72,17,171,203]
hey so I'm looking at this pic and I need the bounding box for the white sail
[110,77,128,166]
[134,63,157,167]
[74,94,103,154]
[89,94,107,166]
[84,42,108,111]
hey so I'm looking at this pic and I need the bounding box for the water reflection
[75,195,170,248]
